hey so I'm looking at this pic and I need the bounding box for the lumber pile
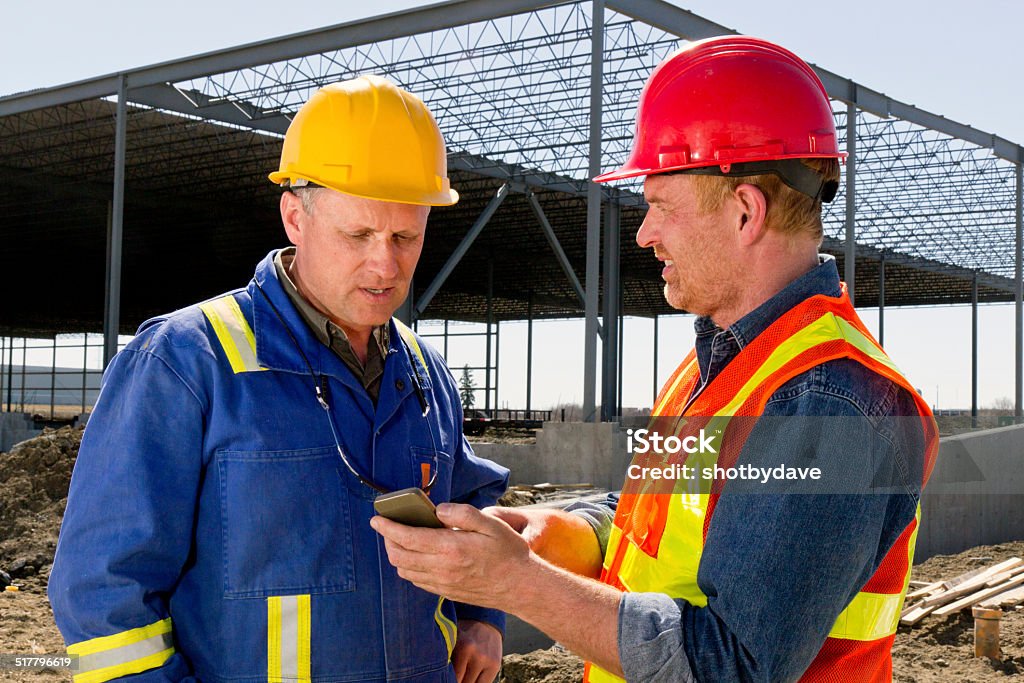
[901,557,1024,625]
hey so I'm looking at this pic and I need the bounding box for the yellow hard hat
[269,75,459,206]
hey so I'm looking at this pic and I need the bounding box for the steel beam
[845,102,857,305]
[526,192,587,306]
[820,236,1016,296]
[103,75,128,367]
[415,183,509,318]
[583,0,604,423]
[601,200,620,421]
[125,87,648,209]
[0,0,563,117]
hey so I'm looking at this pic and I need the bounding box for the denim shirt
[569,256,924,683]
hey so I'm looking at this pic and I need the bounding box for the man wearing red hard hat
[374,37,937,682]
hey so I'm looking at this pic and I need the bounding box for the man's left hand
[370,503,531,610]
[453,619,502,683]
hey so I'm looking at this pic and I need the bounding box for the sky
[2,0,1021,410]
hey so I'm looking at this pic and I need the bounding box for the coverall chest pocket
[217,447,355,598]
[412,446,453,501]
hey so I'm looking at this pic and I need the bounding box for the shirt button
[395,379,406,391]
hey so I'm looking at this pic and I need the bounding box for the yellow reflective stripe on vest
[267,595,311,683]
[586,664,625,683]
[393,318,427,372]
[67,618,174,683]
[200,295,264,374]
[653,357,697,415]
[433,596,458,662]
[828,504,921,642]
[827,591,904,642]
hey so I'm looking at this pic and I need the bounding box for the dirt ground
[892,541,1024,682]
[1,428,1021,682]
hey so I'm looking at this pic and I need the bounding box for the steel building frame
[0,0,1021,422]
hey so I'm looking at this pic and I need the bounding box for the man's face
[635,174,739,316]
[283,189,429,338]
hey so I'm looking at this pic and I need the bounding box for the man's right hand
[484,507,603,578]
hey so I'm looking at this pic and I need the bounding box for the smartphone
[373,488,445,528]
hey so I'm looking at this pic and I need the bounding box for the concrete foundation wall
[916,423,1024,561]
[0,412,40,453]
[472,422,630,490]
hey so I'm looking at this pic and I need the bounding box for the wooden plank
[985,564,1024,587]
[934,573,1024,617]
[942,564,999,590]
[900,603,938,626]
[980,585,1024,609]
[900,599,924,619]
[920,558,1024,607]
[907,581,945,600]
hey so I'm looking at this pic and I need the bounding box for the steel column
[601,200,620,421]
[526,292,533,415]
[485,260,493,415]
[20,339,26,412]
[617,303,624,417]
[972,271,978,429]
[103,74,128,367]
[6,337,13,411]
[81,333,89,414]
[396,278,414,325]
[494,321,500,414]
[583,0,605,422]
[1,337,6,412]
[1016,161,1023,419]
[845,102,857,306]
[652,315,659,406]
[878,251,885,347]
[416,183,509,318]
[50,336,57,420]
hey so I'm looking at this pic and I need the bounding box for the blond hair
[691,159,840,242]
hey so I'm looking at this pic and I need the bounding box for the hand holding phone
[373,488,445,528]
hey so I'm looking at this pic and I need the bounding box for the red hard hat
[595,36,845,200]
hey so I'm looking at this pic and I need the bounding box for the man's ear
[733,183,767,247]
[280,191,305,246]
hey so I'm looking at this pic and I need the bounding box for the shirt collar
[273,247,389,357]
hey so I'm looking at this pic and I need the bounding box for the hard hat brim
[268,171,459,207]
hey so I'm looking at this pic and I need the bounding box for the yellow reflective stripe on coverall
[267,595,311,683]
[67,618,174,683]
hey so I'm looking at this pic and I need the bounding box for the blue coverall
[49,251,509,683]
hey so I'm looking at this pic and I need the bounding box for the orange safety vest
[584,286,938,683]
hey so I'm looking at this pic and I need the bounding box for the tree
[459,365,476,411]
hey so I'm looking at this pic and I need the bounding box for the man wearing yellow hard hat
[50,75,509,683]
